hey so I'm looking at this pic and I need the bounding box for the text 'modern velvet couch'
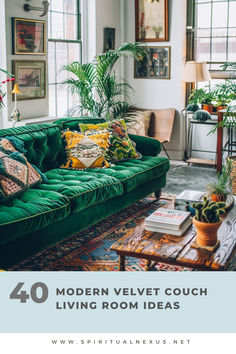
[0,118,170,268]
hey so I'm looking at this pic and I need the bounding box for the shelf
[186,158,216,166]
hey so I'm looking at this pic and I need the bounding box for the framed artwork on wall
[104,28,116,52]
[134,46,171,79]
[135,0,169,42]
[12,18,46,55]
[12,61,46,100]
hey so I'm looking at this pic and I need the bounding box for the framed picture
[12,61,46,100]
[104,28,116,52]
[12,18,45,55]
[135,0,169,42]
[134,46,171,79]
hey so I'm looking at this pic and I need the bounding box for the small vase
[192,216,222,247]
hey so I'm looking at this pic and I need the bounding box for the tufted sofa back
[0,123,65,172]
[54,117,106,131]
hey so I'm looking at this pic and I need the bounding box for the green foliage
[206,159,233,201]
[63,42,147,120]
[188,88,205,105]
[193,196,226,223]
[0,68,14,109]
[213,80,235,106]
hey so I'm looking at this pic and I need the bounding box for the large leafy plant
[63,42,147,120]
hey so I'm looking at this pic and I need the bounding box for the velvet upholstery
[0,118,169,267]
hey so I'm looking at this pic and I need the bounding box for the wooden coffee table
[111,199,236,271]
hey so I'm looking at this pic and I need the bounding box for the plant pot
[217,105,227,113]
[203,104,214,114]
[192,216,222,247]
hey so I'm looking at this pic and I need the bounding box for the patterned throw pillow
[61,130,111,170]
[0,137,42,203]
[125,111,152,136]
[79,119,140,162]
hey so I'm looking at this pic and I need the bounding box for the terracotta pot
[217,105,227,113]
[203,104,213,114]
[192,216,222,247]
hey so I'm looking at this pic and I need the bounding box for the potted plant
[152,25,163,38]
[187,88,205,112]
[206,160,233,202]
[192,197,226,247]
[213,81,235,113]
[202,91,215,114]
[63,42,147,120]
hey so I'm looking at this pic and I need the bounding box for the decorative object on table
[134,46,170,79]
[103,28,115,52]
[207,160,233,202]
[63,42,146,119]
[175,189,204,214]
[12,60,46,100]
[144,207,192,236]
[201,90,215,114]
[61,130,111,170]
[23,1,50,17]
[192,197,226,249]
[79,119,141,162]
[192,109,211,122]
[135,0,169,41]
[0,69,15,109]
[12,18,45,55]
[186,103,199,112]
[10,83,22,126]
[0,137,43,203]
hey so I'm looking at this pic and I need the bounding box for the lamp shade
[182,61,211,82]
[11,84,22,95]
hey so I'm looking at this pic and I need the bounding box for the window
[48,0,82,116]
[188,0,236,84]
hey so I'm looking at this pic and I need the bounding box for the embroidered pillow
[79,119,140,162]
[61,130,111,170]
[0,137,42,203]
[125,111,152,136]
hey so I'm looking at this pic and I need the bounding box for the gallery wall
[1,0,49,128]
[124,0,187,160]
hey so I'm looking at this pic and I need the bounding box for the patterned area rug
[9,198,192,272]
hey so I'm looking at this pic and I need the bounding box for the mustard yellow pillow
[61,130,111,170]
[79,119,140,162]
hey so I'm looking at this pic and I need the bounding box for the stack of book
[174,190,204,213]
[144,208,192,236]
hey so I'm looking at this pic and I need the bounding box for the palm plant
[63,42,147,120]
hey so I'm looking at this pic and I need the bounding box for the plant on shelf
[201,90,215,114]
[188,88,205,106]
[0,68,15,109]
[63,42,147,120]
[213,80,236,112]
[206,160,233,202]
[192,196,226,247]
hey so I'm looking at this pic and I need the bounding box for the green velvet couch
[0,118,170,268]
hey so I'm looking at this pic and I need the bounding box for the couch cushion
[0,189,71,246]
[89,156,170,192]
[39,169,124,213]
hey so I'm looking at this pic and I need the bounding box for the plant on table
[192,196,226,247]
[63,42,147,121]
[206,160,233,202]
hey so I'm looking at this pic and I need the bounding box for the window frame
[48,0,82,116]
[187,0,236,80]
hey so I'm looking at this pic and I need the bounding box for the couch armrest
[128,134,161,157]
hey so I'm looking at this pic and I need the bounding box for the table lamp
[183,61,211,88]
[11,83,22,126]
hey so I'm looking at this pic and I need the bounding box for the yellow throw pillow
[61,130,111,170]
